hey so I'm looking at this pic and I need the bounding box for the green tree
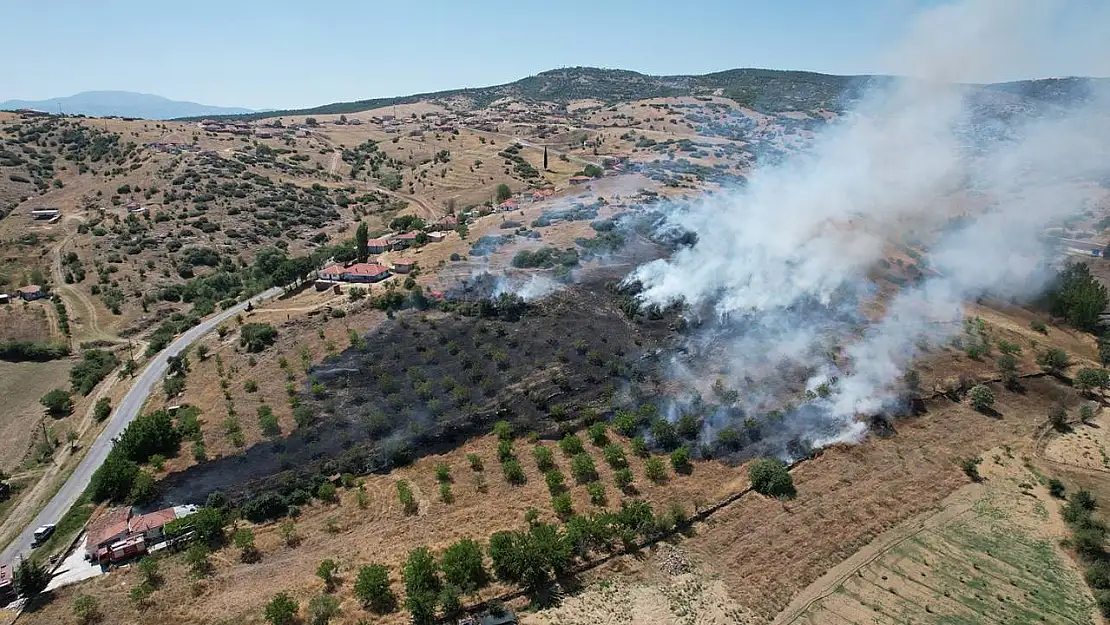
[559,433,584,456]
[354,563,396,613]
[1049,403,1069,431]
[1045,262,1109,331]
[996,353,1019,389]
[240,323,279,353]
[403,547,441,625]
[587,422,609,446]
[570,453,597,484]
[440,538,488,593]
[264,592,299,625]
[583,163,603,178]
[355,222,369,264]
[495,183,512,203]
[40,388,73,417]
[234,527,259,563]
[94,397,112,422]
[317,558,340,592]
[14,557,50,597]
[1075,367,1110,394]
[1037,348,1071,374]
[968,384,995,412]
[669,446,692,473]
[137,556,162,588]
[748,458,796,498]
[90,451,140,502]
[185,543,212,578]
[644,456,667,483]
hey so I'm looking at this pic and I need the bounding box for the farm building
[30,208,60,220]
[365,238,392,254]
[392,259,416,274]
[17,285,45,301]
[427,231,447,243]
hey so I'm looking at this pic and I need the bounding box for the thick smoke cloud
[628,0,1110,457]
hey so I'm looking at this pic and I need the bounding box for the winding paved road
[0,287,283,566]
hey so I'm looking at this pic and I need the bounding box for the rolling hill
[0,91,256,120]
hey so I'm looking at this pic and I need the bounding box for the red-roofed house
[388,231,420,249]
[131,508,178,542]
[0,563,13,602]
[498,200,518,211]
[392,259,416,274]
[434,215,458,231]
[341,263,391,283]
[318,265,345,280]
[366,238,392,254]
[17,285,45,301]
[86,506,133,559]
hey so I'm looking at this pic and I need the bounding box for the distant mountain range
[0,91,256,120]
[188,66,1105,122]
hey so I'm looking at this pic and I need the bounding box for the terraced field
[788,471,1095,625]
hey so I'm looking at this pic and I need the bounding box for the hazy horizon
[1,0,1107,111]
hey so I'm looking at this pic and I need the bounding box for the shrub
[73,595,101,624]
[258,406,280,436]
[1049,404,1069,431]
[317,482,338,502]
[396,480,417,515]
[502,459,526,485]
[14,557,50,597]
[308,593,341,625]
[354,563,396,613]
[614,467,634,491]
[317,558,340,592]
[493,419,513,441]
[959,457,983,482]
[244,379,258,393]
[587,482,607,506]
[240,322,278,352]
[644,456,667,483]
[234,527,259,562]
[552,492,574,517]
[467,453,484,471]
[435,463,451,483]
[403,547,442,625]
[1080,404,1095,423]
[93,397,112,422]
[559,433,585,456]
[1049,478,1066,498]
[670,446,692,473]
[631,436,649,457]
[612,410,638,436]
[545,469,566,494]
[570,453,598,483]
[533,445,555,471]
[587,422,609,446]
[439,482,453,503]
[650,419,679,450]
[497,439,515,462]
[1037,348,1070,374]
[603,443,628,469]
[968,384,995,412]
[748,458,796,498]
[1030,320,1048,334]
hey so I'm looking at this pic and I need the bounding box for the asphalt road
[0,287,283,566]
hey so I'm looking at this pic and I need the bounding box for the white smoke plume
[629,0,1110,456]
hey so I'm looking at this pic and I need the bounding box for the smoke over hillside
[629,0,1110,457]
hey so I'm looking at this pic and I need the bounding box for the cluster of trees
[0,339,69,362]
[89,409,182,503]
[1059,487,1110,616]
[70,348,120,395]
[240,323,278,353]
[511,246,580,269]
[1043,262,1109,332]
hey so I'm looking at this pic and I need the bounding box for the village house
[85,506,133,560]
[426,231,447,243]
[341,263,391,283]
[569,175,592,185]
[433,215,458,231]
[365,237,392,254]
[498,199,518,211]
[130,508,177,543]
[388,231,420,249]
[17,285,45,301]
[0,563,13,603]
[391,259,416,274]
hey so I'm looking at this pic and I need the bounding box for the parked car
[32,524,56,546]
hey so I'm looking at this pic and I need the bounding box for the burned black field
[157,277,682,508]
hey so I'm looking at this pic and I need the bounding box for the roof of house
[343,263,390,278]
[439,215,458,225]
[569,175,592,182]
[87,506,132,548]
[17,285,42,294]
[130,507,177,533]
[365,237,391,247]
[0,563,12,587]
[392,259,416,267]
[391,231,420,240]
[319,265,345,276]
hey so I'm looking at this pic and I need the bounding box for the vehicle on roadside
[32,524,56,547]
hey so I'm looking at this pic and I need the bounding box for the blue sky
[1,0,1106,110]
